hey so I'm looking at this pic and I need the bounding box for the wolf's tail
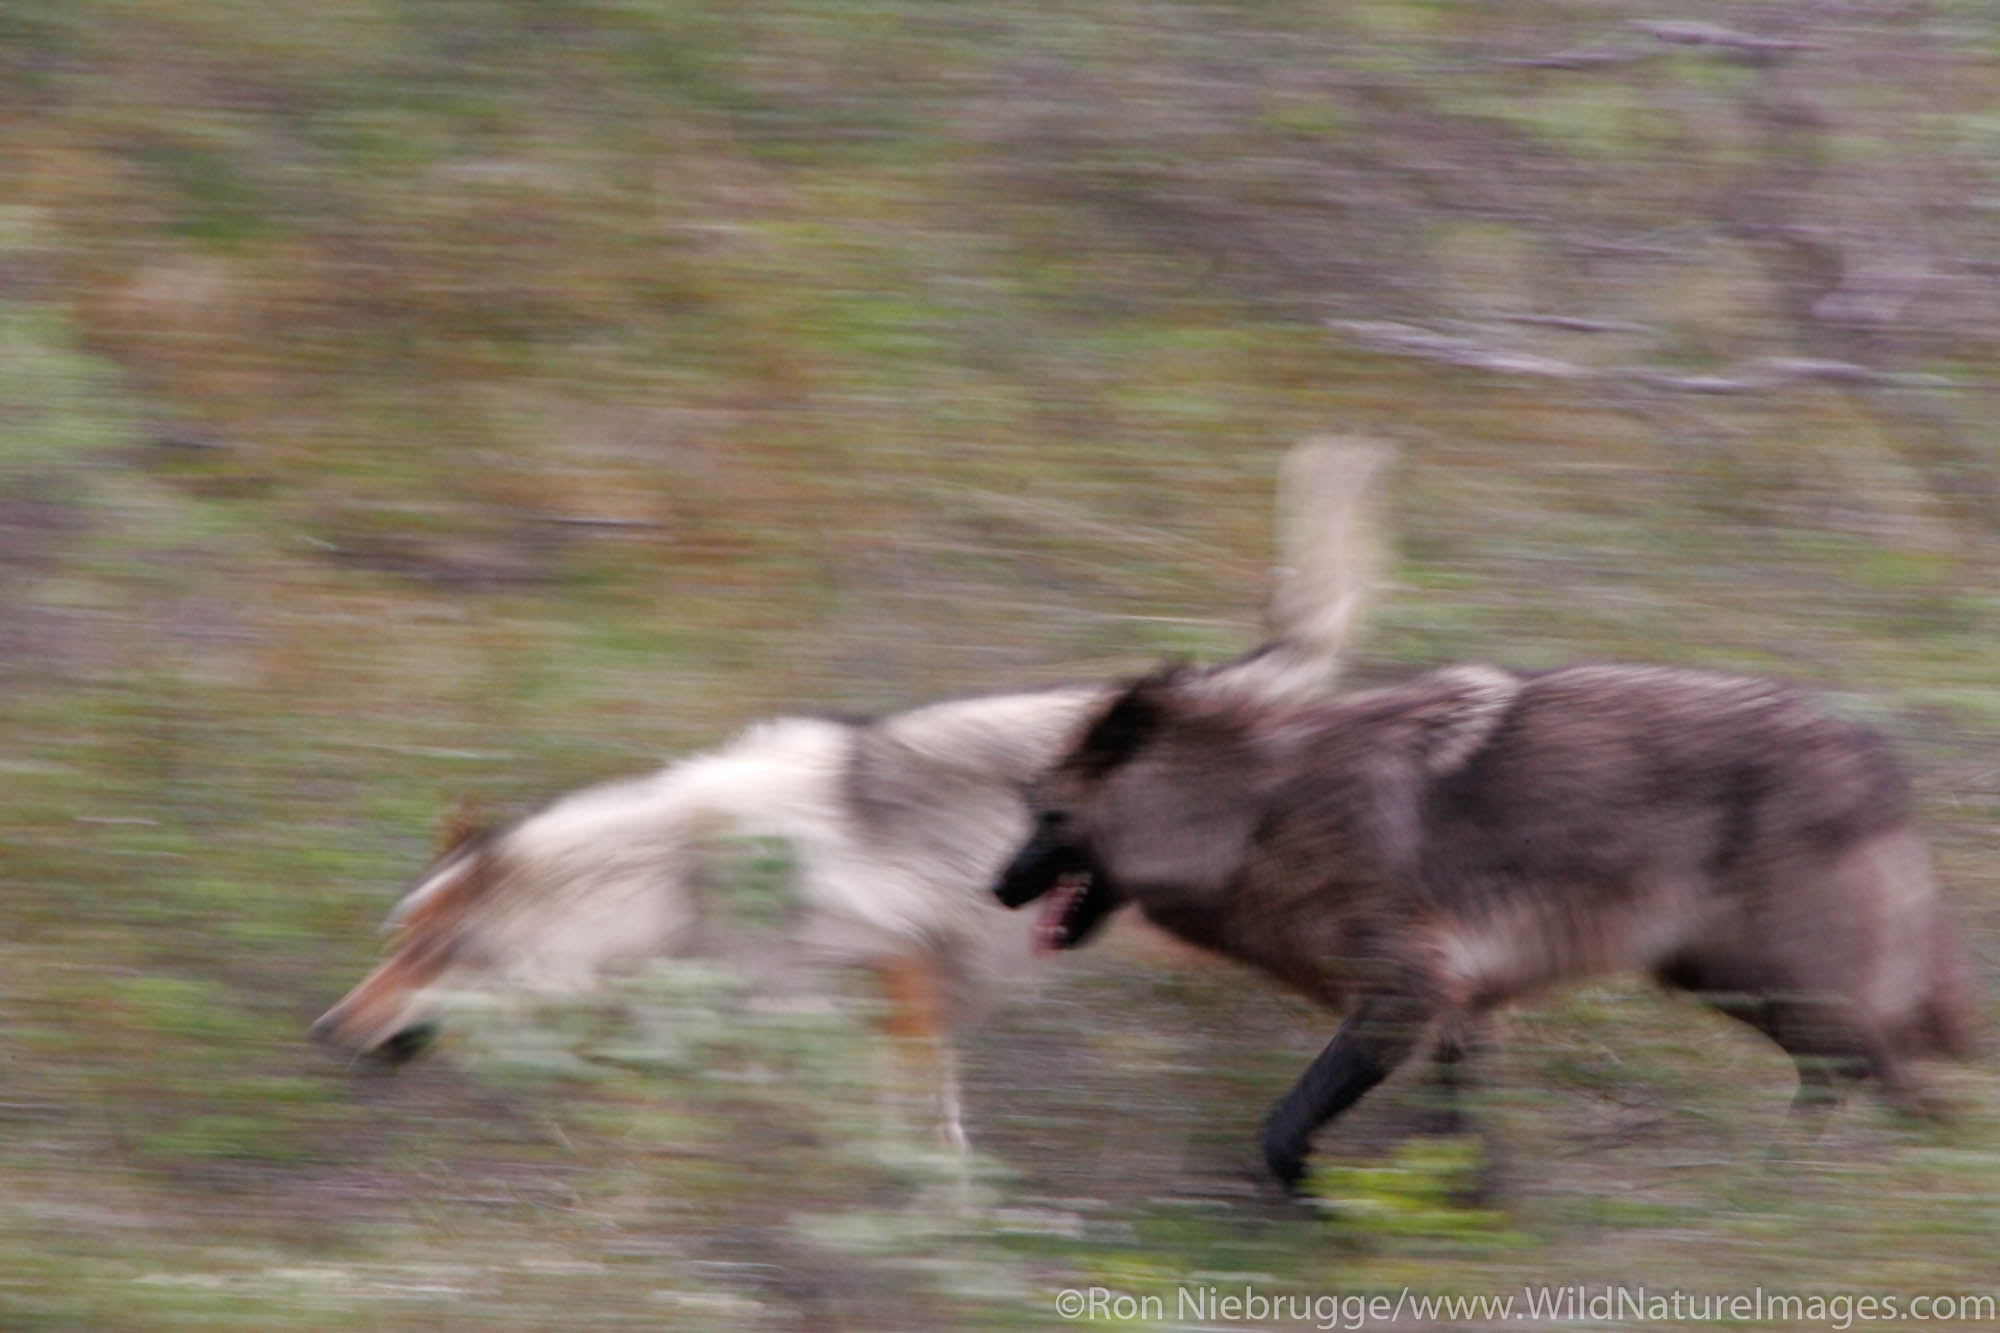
[1207,436,1390,702]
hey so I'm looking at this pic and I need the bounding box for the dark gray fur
[999,661,1978,1189]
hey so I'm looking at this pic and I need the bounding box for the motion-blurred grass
[3,1,1999,1329]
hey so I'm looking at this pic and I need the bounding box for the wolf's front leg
[1260,991,1433,1191]
[871,953,969,1154]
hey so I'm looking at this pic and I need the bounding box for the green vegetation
[2,0,1997,1328]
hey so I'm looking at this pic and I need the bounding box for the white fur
[324,439,1392,1150]
[437,696,1105,1003]
[364,693,1107,1149]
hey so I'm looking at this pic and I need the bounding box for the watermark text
[1053,1283,1999,1329]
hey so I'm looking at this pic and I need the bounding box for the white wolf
[311,441,1387,1150]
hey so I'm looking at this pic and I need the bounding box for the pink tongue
[1033,883,1083,953]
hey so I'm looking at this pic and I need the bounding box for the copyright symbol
[1055,1288,1086,1318]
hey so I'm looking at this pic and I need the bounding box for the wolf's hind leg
[1654,949,1882,1120]
[1414,1015,1491,1138]
[1261,990,1435,1191]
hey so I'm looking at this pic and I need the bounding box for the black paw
[1261,1131,1310,1194]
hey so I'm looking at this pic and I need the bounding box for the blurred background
[3,1,1999,1328]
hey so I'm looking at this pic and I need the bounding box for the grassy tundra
[3,1,1998,1328]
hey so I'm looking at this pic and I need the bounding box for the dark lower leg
[1758,1001,1875,1120]
[1666,976,1875,1121]
[1260,993,1431,1190]
[1414,1018,1490,1136]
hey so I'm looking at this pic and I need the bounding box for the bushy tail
[1206,436,1391,702]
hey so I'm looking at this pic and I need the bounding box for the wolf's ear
[1075,669,1183,776]
[434,797,490,857]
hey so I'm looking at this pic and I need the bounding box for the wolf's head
[996,667,1265,949]
[309,823,501,1066]
[312,772,716,1064]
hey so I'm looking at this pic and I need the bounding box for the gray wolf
[311,439,1389,1150]
[995,659,1979,1187]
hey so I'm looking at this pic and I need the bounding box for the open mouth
[997,826,1116,950]
[1032,869,1120,952]
[1034,871,1091,952]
